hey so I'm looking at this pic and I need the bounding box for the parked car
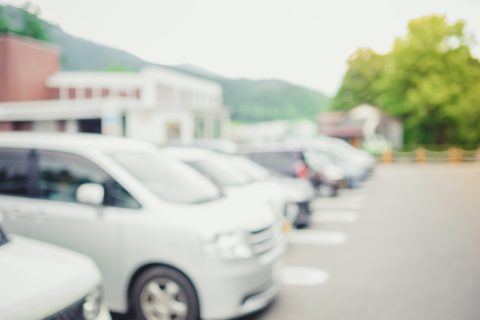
[164,147,291,227]
[227,155,315,228]
[301,148,361,188]
[308,137,376,175]
[242,147,344,196]
[0,133,286,320]
[0,222,110,320]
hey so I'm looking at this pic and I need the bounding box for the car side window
[249,152,295,173]
[106,180,142,209]
[36,150,141,209]
[37,150,108,203]
[0,148,31,197]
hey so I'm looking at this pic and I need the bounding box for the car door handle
[6,208,30,220]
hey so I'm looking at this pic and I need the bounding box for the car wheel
[131,266,199,320]
[293,212,311,229]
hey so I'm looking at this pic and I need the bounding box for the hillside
[1,5,330,122]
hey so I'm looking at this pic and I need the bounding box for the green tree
[0,5,11,33]
[330,48,386,110]
[333,15,480,146]
[18,4,49,41]
[378,15,479,145]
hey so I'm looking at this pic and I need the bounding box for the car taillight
[295,161,309,179]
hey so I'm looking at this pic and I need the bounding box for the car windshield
[187,156,252,187]
[109,150,222,204]
[230,157,270,181]
[0,226,8,246]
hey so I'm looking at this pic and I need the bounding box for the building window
[85,88,93,99]
[213,118,222,138]
[194,117,205,138]
[166,122,181,141]
[12,121,33,131]
[57,120,67,132]
[68,88,76,99]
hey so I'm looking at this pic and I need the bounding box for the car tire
[293,212,311,229]
[131,266,200,320]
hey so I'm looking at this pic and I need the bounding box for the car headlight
[83,285,102,320]
[202,231,253,260]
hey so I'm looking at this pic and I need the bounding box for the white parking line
[282,266,329,286]
[313,210,358,223]
[288,230,348,245]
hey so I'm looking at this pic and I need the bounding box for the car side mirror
[76,183,105,206]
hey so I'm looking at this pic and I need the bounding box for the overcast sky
[3,0,480,95]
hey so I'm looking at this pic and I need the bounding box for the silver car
[0,133,286,320]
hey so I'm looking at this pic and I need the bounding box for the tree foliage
[18,4,49,41]
[330,48,386,111]
[0,6,11,33]
[0,4,49,41]
[331,15,480,146]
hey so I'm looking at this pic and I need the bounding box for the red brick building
[0,34,59,102]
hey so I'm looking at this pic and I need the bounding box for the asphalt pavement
[246,164,480,320]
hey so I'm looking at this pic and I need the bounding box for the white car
[0,223,110,320]
[0,133,285,320]
[226,155,315,228]
[164,147,290,225]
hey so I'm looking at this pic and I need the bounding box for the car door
[0,148,34,235]
[26,149,138,303]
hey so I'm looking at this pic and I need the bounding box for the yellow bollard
[448,147,456,163]
[382,149,393,164]
[416,147,426,163]
[457,148,463,163]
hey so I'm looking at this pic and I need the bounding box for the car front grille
[44,299,84,320]
[249,224,279,256]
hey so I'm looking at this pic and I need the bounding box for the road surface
[247,164,480,320]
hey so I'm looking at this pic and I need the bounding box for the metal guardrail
[380,147,480,163]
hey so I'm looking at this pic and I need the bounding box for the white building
[0,65,229,145]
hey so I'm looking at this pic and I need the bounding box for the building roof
[0,131,155,153]
[48,66,222,95]
[0,98,142,121]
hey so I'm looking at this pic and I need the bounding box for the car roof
[241,145,305,154]
[163,146,220,162]
[0,132,154,153]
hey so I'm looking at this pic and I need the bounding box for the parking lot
[240,164,480,320]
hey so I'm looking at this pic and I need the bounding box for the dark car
[242,147,343,196]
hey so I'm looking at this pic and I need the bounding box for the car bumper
[97,305,112,320]
[195,241,286,319]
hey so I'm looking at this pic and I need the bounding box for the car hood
[226,182,287,220]
[269,176,314,202]
[163,188,279,236]
[0,236,101,320]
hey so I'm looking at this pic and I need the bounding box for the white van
[164,147,288,221]
[0,133,285,320]
[0,223,110,320]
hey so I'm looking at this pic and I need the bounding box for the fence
[380,147,480,164]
